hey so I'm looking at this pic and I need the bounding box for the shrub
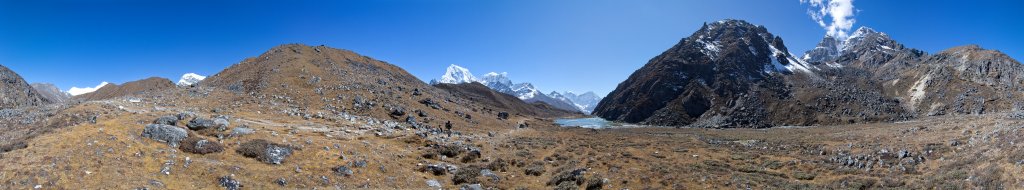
[236,139,293,164]
[179,137,224,154]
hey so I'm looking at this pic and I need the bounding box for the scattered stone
[460,184,483,190]
[177,112,196,120]
[230,127,255,137]
[213,118,230,130]
[390,106,406,117]
[333,166,354,177]
[481,169,501,182]
[218,175,242,190]
[897,150,910,159]
[153,115,179,126]
[141,124,188,147]
[236,139,293,164]
[497,112,509,120]
[547,168,587,187]
[426,179,442,188]
[274,178,287,186]
[352,160,368,168]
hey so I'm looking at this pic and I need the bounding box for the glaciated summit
[177,73,207,86]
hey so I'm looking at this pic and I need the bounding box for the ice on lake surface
[555,117,614,129]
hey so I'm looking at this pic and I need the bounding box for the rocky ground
[3,84,1024,189]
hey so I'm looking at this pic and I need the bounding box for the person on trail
[445,121,453,137]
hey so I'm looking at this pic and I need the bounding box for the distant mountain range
[595,19,1024,128]
[431,64,603,114]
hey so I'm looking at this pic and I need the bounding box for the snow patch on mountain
[68,82,110,96]
[177,73,206,86]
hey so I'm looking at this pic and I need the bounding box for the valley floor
[2,96,1022,189]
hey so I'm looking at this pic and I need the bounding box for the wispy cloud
[68,82,110,96]
[800,0,857,39]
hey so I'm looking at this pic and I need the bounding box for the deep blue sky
[1,0,1022,96]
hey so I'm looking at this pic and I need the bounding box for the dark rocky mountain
[76,77,176,101]
[594,19,826,127]
[597,20,1024,128]
[0,64,48,109]
[30,83,72,103]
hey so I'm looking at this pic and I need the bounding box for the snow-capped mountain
[431,64,478,85]
[177,73,206,86]
[30,83,72,103]
[550,91,603,114]
[432,64,589,113]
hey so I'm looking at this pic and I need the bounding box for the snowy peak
[68,82,110,96]
[177,73,206,86]
[480,72,513,88]
[432,64,478,84]
[30,83,72,103]
[548,91,603,114]
[430,64,597,113]
[803,26,909,64]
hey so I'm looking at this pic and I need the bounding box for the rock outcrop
[0,64,48,109]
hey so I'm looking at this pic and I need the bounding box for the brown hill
[434,82,578,117]
[76,77,176,101]
[0,64,48,108]
[202,44,576,130]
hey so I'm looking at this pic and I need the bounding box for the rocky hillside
[31,83,72,103]
[202,44,574,125]
[0,64,48,109]
[75,77,176,101]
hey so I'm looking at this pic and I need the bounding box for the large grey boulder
[141,124,188,147]
[153,115,179,126]
[186,118,217,130]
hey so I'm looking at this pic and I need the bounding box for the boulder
[141,124,188,147]
[153,115,179,126]
[187,118,217,130]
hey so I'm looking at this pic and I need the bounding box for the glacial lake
[554,117,617,129]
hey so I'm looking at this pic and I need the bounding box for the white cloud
[800,0,857,39]
[68,82,110,96]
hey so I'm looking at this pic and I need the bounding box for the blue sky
[1,0,1022,96]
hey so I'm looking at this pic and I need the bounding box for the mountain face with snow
[549,91,603,114]
[177,73,207,86]
[432,64,585,113]
[30,83,72,103]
